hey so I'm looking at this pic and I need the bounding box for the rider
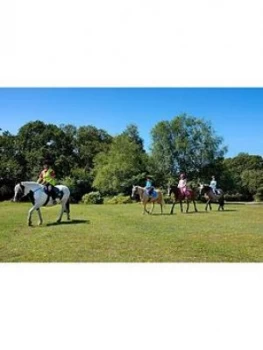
[210,175,218,195]
[37,160,59,204]
[177,173,188,195]
[145,175,154,197]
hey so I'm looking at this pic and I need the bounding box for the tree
[121,124,145,152]
[92,134,148,195]
[223,153,263,194]
[149,114,227,185]
[0,130,21,180]
[75,126,113,171]
[16,121,77,180]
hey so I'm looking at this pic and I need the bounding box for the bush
[82,191,103,205]
[224,193,252,202]
[105,194,133,204]
[254,187,263,202]
[0,184,13,201]
[62,176,92,203]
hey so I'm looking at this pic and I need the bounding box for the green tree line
[1,115,263,201]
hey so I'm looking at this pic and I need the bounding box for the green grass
[0,201,263,262]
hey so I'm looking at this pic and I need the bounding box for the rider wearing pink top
[177,173,187,194]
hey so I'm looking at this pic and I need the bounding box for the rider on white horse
[37,160,61,204]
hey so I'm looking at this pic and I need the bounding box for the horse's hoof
[38,222,43,226]
[56,220,61,224]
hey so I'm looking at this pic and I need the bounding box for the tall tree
[76,126,113,171]
[121,124,145,152]
[149,114,227,184]
[92,134,148,194]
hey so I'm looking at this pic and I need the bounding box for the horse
[199,184,225,211]
[13,181,71,226]
[131,185,165,214]
[167,185,198,214]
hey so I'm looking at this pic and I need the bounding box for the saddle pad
[151,190,158,198]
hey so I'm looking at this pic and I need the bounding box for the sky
[0,87,262,158]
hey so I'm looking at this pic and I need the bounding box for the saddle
[146,189,158,199]
[43,185,63,201]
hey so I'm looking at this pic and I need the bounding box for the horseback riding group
[13,157,225,224]
[132,173,225,215]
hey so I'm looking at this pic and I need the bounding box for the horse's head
[131,185,138,199]
[167,185,178,197]
[13,183,26,202]
[198,184,211,196]
[198,183,205,195]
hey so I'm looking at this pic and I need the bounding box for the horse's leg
[193,200,198,212]
[186,200,190,213]
[65,198,70,220]
[56,202,65,223]
[150,201,155,214]
[37,208,43,226]
[142,202,147,214]
[27,205,37,226]
[180,201,183,213]
[170,202,175,215]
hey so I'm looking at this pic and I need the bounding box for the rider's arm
[37,172,43,184]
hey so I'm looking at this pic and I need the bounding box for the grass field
[0,201,263,262]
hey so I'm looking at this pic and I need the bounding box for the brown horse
[131,185,165,214]
[167,185,198,214]
[199,184,225,211]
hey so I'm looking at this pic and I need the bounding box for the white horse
[13,181,71,226]
[131,185,164,214]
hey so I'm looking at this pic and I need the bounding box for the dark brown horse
[199,184,225,211]
[167,185,198,214]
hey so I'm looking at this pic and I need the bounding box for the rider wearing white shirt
[210,176,218,194]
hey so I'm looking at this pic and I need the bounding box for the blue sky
[0,88,262,157]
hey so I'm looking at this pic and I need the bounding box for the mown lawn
[0,201,263,262]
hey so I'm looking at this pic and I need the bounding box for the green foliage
[76,125,112,170]
[149,114,227,185]
[104,194,133,204]
[1,120,262,204]
[254,187,263,202]
[224,193,252,202]
[82,191,103,204]
[92,133,148,195]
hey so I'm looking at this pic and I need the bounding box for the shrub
[0,184,13,201]
[62,176,92,203]
[105,194,133,204]
[224,193,252,202]
[82,191,103,205]
[254,187,263,202]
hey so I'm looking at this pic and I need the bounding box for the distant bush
[62,176,92,203]
[105,194,133,204]
[254,187,263,202]
[224,193,252,202]
[0,184,13,201]
[82,191,103,205]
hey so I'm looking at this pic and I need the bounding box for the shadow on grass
[221,209,238,212]
[151,213,171,216]
[46,219,90,226]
